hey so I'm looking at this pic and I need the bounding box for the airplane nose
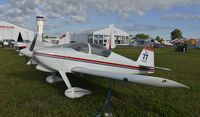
[20,48,33,57]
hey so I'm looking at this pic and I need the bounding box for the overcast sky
[0,0,200,40]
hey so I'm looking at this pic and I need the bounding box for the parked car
[0,40,4,48]
[1,39,16,47]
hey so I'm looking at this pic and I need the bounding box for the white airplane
[21,35,188,99]
[20,27,189,98]
[32,43,188,98]
[15,32,31,52]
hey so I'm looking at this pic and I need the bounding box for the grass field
[0,47,200,117]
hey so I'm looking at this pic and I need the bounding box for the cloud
[0,0,41,26]
[0,0,200,28]
[123,24,171,32]
[65,15,87,24]
[189,25,200,29]
[164,13,200,20]
[45,22,59,30]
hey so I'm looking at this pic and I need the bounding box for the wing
[71,67,188,88]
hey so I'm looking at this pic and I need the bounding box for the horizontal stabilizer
[155,66,171,71]
[71,67,188,88]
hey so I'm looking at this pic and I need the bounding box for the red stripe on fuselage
[144,45,154,51]
[34,52,155,71]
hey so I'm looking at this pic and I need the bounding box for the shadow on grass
[6,71,118,97]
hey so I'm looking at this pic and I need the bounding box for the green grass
[0,47,200,117]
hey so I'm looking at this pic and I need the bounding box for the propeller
[29,33,38,52]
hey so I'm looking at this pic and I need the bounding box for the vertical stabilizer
[17,32,23,42]
[106,24,116,49]
[137,45,154,67]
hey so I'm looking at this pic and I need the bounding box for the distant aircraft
[154,39,173,47]
[15,32,31,51]
[20,31,189,98]
[19,33,43,59]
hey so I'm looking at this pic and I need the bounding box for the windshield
[53,43,111,57]
[69,43,89,53]
[90,44,111,57]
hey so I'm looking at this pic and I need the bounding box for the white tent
[94,24,129,36]
[0,21,34,41]
[70,24,130,46]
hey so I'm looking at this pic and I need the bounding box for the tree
[155,36,161,42]
[171,29,183,40]
[135,34,149,39]
[155,36,164,42]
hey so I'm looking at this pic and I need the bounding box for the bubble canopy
[53,43,111,57]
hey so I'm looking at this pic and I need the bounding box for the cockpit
[54,43,111,57]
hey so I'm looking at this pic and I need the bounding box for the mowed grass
[0,47,200,117]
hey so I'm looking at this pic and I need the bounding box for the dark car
[8,39,16,47]
[0,40,4,48]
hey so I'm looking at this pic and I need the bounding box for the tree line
[134,29,183,40]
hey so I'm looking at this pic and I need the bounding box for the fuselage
[33,43,154,75]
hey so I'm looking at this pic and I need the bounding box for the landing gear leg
[59,71,91,98]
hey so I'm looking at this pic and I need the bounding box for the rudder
[137,45,154,67]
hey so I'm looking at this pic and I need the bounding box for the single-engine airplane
[20,25,188,98]
[27,41,188,98]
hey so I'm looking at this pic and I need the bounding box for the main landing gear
[46,72,91,98]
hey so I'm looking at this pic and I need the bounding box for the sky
[0,0,200,40]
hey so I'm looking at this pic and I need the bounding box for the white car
[2,39,9,46]
[1,39,16,47]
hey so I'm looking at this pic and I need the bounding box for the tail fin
[17,32,23,42]
[137,45,154,67]
[106,24,116,50]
